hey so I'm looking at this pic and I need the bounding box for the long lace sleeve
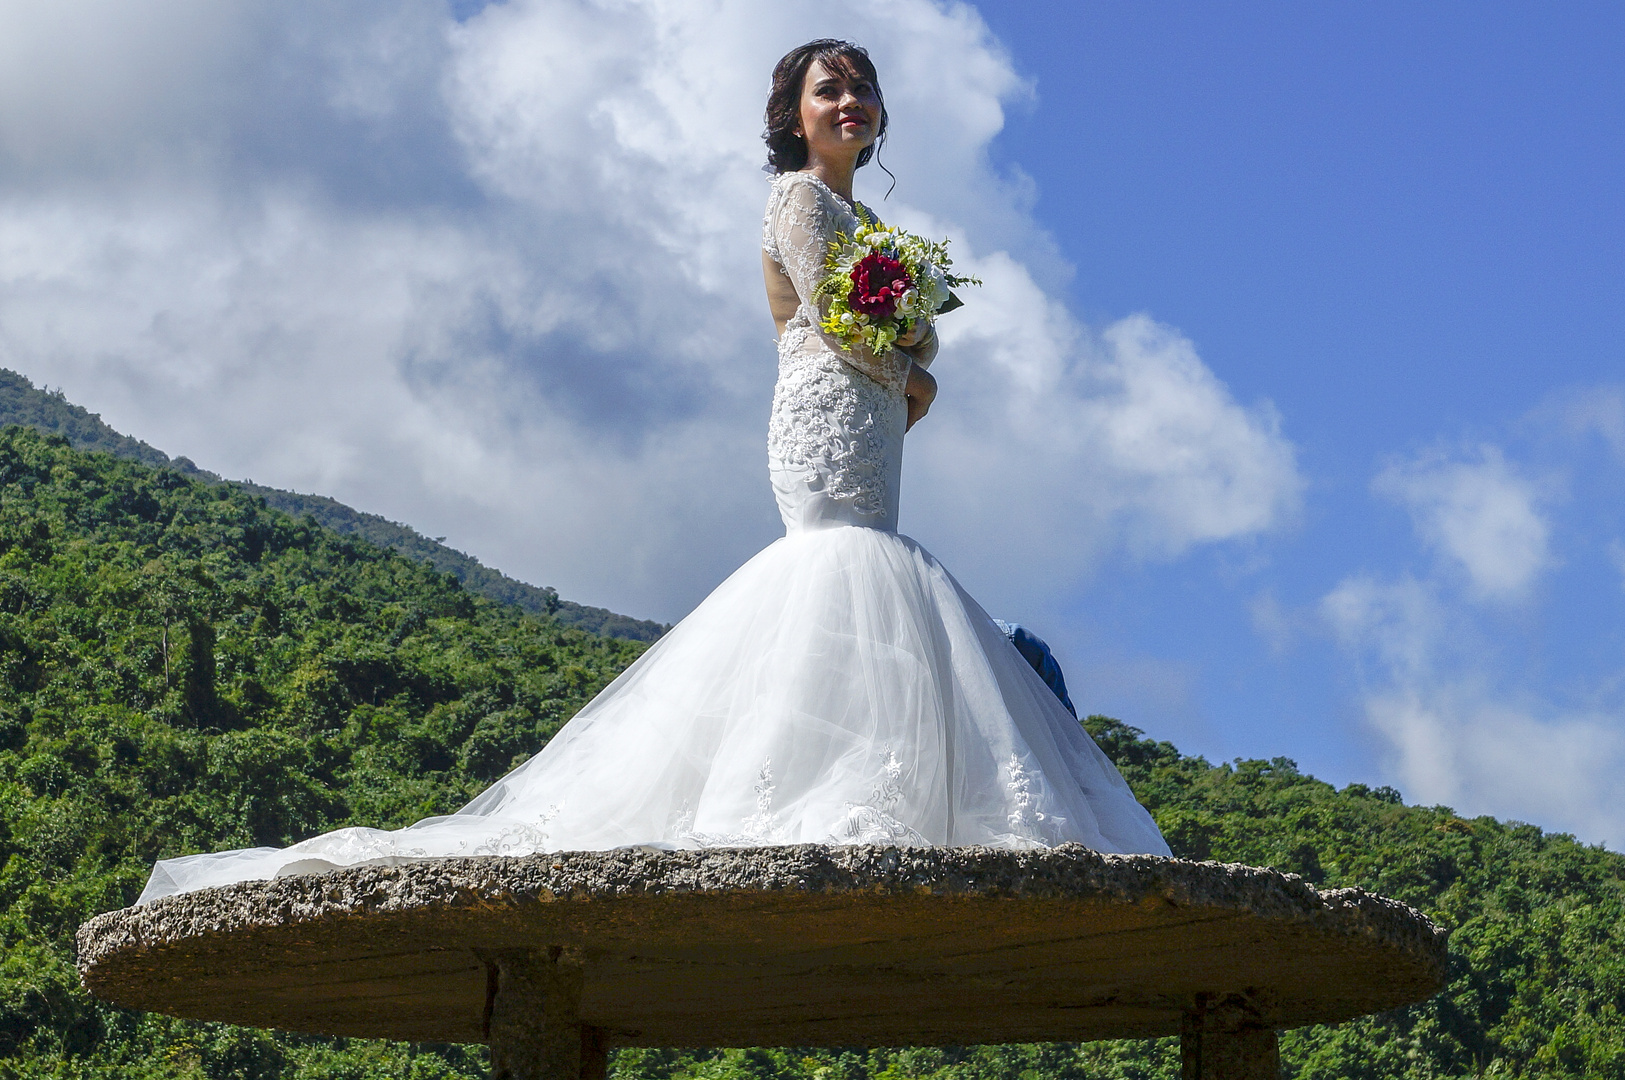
[767,175,910,392]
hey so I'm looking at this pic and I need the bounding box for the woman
[138,40,1167,905]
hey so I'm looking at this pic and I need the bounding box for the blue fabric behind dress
[994,620,1077,718]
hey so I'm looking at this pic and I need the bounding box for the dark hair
[763,39,892,189]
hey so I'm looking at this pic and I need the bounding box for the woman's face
[795,58,881,167]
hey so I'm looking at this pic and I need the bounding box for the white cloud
[1538,383,1625,460]
[0,0,1301,624]
[1322,573,1625,846]
[1365,689,1625,843]
[0,1,244,174]
[1373,444,1554,601]
[1248,590,1296,656]
[1322,575,1446,681]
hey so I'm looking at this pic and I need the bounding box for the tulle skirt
[139,525,1169,904]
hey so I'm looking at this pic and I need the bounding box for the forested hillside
[0,370,667,641]
[2,427,1623,1078]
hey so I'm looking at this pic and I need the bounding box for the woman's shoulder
[766,171,871,224]
[764,173,836,258]
[767,169,820,190]
[768,170,845,207]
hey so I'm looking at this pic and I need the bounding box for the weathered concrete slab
[77,844,1446,1048]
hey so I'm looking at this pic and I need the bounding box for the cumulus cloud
[1372,444,1554,601]
[908,305,1300,604]
[0,0,1300,623]
[1322,573,1625,846]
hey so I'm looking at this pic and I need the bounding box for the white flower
[921,264,950,307]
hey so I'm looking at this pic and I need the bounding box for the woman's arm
[770,176,911,392]
[905,362,936,432]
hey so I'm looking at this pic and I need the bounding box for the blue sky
[983,2,1624,434]
[971,2,1625,824]
[0,1,1620,843]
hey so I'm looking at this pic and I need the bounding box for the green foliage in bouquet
[815,216,978,356]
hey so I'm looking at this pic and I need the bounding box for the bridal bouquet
[816,215,979,356]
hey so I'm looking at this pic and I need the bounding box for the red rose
[848,251,912,320]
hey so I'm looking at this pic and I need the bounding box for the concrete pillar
[580,1023,610,1080]
[482,948,608,1080]
[1180,993,1280,1080]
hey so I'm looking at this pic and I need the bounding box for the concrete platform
[78,844,1447,1079]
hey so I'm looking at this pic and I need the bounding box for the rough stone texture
[77,844,1446,1048]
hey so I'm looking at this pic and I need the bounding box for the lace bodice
[763,172,910,529]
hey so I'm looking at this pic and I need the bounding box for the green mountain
[0,369,667,642]
[1,428,1623,1078]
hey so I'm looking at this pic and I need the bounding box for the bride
[138,39,1169,904]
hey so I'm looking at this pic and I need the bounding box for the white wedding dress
[137,172,1169,905]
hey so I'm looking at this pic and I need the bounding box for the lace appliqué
[991,752,1062,851]
[761,173,865,296]
[831,745,927,846]
[768,353,901,519]
[740,758,782,840]
[463,808,559,856]
[763,173,908,516]
[673,758,790,846]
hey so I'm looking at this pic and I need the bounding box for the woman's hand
[896,318,938,369]
[895,318,931,349]
[905,362,937,432]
